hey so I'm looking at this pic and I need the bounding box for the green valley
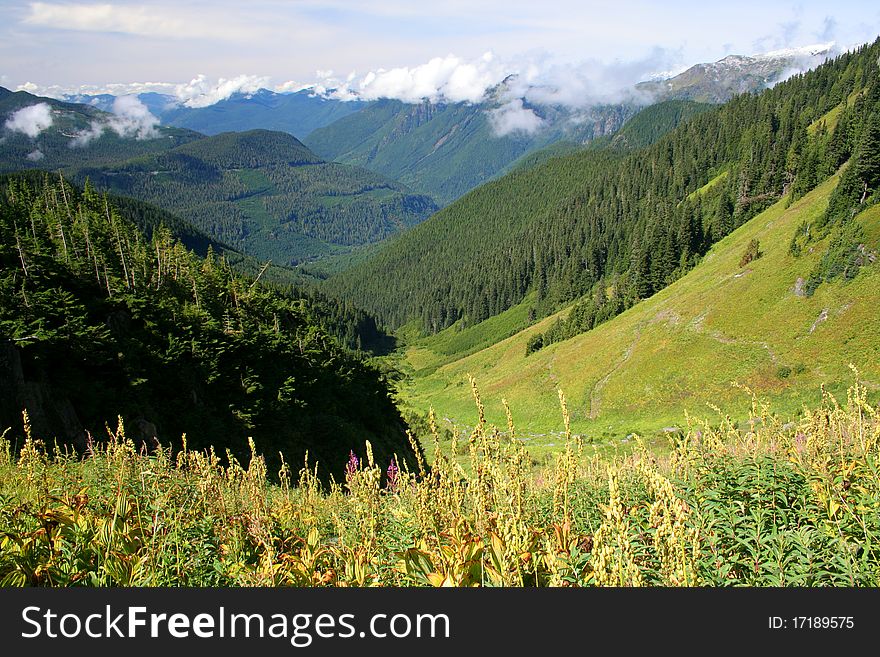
[69,130,437,264]
[1,92,439,266]
[4,3,880,597]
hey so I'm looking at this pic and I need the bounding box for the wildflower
[345,450,359,481]
[386,458,400,493]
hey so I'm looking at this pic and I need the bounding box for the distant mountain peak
[637,42,836,103]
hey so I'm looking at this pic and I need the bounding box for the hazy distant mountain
[154,89,368,139]
[305,94,636,205]
[64,88,368,140]
[637,44,835,103]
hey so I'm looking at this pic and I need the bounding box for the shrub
[739,238,762,267]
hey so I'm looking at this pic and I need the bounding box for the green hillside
[70,129,438,264]
[169,128,322,166]
[402,175,880,443]
[305,98,634,205]
[598,99,715,150]
[325,41,879,337]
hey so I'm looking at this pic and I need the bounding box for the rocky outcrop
[0,341,87,448]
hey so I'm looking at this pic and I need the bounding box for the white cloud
[27,149,45,161]
[174,74,270,108]
[487,99,544,136]
[499,47,684,108]
[69,122,105,148]
[70,95,159,146]
[312,49,682,108]
[108,95,160,138]
[17,75,274,108]
[274,80,315,94]
[4,103,54,137]
[321,52,504,104]
[23,2,249,41]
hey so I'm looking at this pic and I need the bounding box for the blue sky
[1,1,879,103]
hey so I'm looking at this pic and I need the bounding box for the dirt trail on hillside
[586,306,780,420]
[589,324,643,419]
[690,311,779,364]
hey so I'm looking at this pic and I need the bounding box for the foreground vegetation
[1,376,878,586]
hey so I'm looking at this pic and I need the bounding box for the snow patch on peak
[755,42,836,60]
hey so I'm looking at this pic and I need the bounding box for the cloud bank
[18,74,275,110]
[174,74,270,108]
[344,53,501,104]
[304,48,685,110]
[4,103,54,137]
[71,95,159,146]
[12,38,842,142]
[487,99,544,136]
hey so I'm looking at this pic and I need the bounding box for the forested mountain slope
[0,169,230,258]
[0,177,417,479]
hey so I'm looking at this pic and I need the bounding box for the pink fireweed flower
[386,458,400,493]
[345,450,359,481]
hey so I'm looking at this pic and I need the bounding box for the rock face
[793,277,807,297]
[0,341,87,448]
[809,308,829,334]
